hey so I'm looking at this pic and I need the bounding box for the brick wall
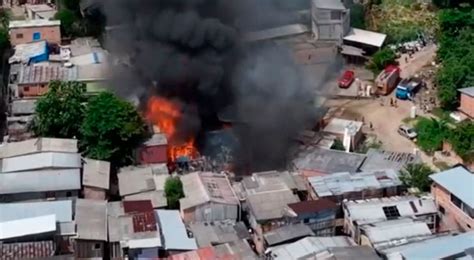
[459,94,474,118]
[18,83,48,97]
[431,183,474,232]
[10,25,60,46]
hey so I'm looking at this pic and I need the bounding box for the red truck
[338,70,355,89]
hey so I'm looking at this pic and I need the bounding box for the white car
[398,125,417,139]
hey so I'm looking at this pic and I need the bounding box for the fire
[146,96,198,162]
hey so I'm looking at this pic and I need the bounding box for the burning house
[103,0,318,173]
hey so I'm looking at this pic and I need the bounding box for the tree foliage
[350,4,366,29]
[415,117,447,153]
[80,92,148,167]
[366,48,397,75]
[55,9,80,37]
[400,163,434,192]
[448,121,474,162]
[331,139,346,151]
[164,177,184,209]
[435,8,474,110]
[33,81,86,138]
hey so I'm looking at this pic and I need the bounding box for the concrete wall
[311,3,350,41]
[431,183,474,232]
[459,94,474,118]
[10,25,60,46]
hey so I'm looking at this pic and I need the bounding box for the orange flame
[146,96,198,162]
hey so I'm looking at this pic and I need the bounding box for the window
[16,33,23,39]
[33,32,41,41]
[409,201,418,213]
[382,206,401,220]
[330,11,341,20]
[439,205,445,215]
[94,243,101,249]
[23,86,30,92]
[66,192,72,197]
[451,194,463,208]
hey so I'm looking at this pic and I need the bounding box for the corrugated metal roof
[313,0,346,10]
[243,24,309,42]
[247,189,300,221]
[344,196,437,225]
[189,221,249,247]
[292,147,366,174]
[360,148,420,172]
[0,214,56,240]
[124,190,168,209]
[0,169,81,195]
[1,152,81,173]
[118,166,156,196]
[325,246,380,260]
[288,199,338,215]
[382,231,474,259]
[0,200,73,222]
[0,240,55,259]
[264,224,315,246]
[180,172,239,210]
[430,166,474,208]
[308,170,402,197]
[83,158,110,190]
[9,19,60,29]
[75,199,107,241]
[361,219,432,249]
[458,87,474,97]
[343,28,387,48]
[18,65,78,85]
[0,138,78,159]
[270,236,355,260]
[155,209,197,250]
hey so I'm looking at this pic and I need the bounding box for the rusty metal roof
[0,241,55,259]
[18,65,78,85]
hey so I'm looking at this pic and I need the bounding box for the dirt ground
[323,44,439,168]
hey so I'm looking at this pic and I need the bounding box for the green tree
[61,0,81,11]
[33,81,86,138]
[400,163,434,192]
[415,117,448,153]
[350,4,366,29]
[80,92,148,167]
[331,139,346,151]
[55,9,80,37]
[366,48,397,75]
[164,177,184,209]
[0,8,11,29]
[449,121,474,162]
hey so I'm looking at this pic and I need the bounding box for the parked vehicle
[375,65,400,95]
[398,125,417,139]
[338,70,355,89]
[396,77,423,100]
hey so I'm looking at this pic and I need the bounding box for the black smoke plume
[103,0,317,172]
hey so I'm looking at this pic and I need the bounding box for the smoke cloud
[103,0,317,172]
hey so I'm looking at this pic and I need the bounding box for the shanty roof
[155,209,197,251]
[0,137,78,159]
[360,148,420,172]
[323,118,363,135]
[382,231,474,260]
[189,221,249,247]
[169,240,257,260]
[287,199,338,216]
[343,28,387,48]
[292,147,366,174]
[11,99,36,115]
[9,19,60,29]
[458,87,474,97]
[360,218,432,249]
[124,190,168,209]
[75,199,107,241]
[0,214,56,240]
[312,0,347,10]
[118,166,156,196]
[430,166,474,208]
[18,65,78,85]
[243,171,307,194]
[344,196,437,225]
[325,246,380,260]
[308,169,402,197]
[1,152,81,173]
[9,40,47,64]
[180,172,239,210]
[0,169,81,195]
[0,240,55,259]
[0,200,72,222]
[264,224,315,246]
[247,189,300,221]
[269,236,355,260]
[77,63,109,81]
[243,24,309,42]
[143,133,167,146]
[83,158,110,190]
[69,51,107,66]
